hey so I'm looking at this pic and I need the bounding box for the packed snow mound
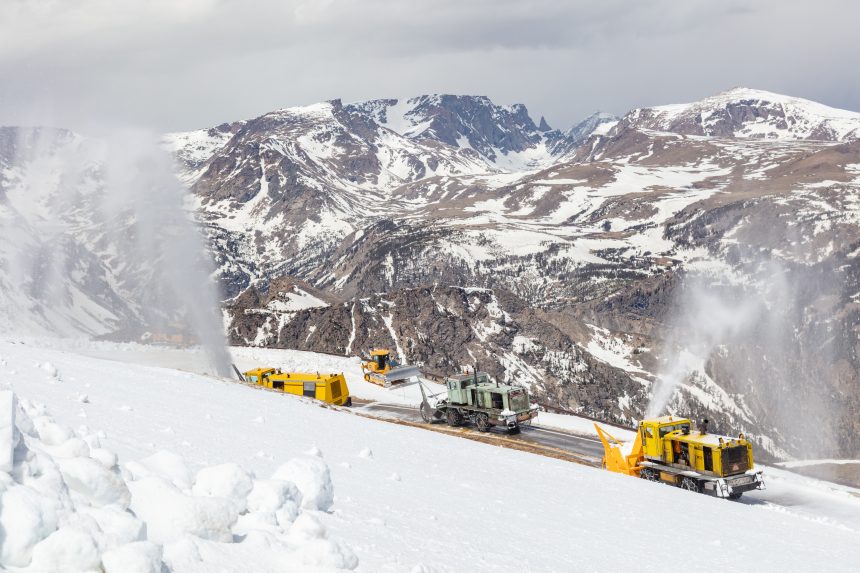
[272,457,334,511]
[0,391,357,571]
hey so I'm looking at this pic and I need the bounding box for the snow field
[1,340,860,572]
[0,363,358,571]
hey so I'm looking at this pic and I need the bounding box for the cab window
[491,393,503,409]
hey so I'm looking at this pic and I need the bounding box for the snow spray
[2,127,232,377]
[647,259,841,458]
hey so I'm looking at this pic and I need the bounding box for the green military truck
[419,370,539,433]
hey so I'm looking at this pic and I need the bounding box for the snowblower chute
[594,423,643,476]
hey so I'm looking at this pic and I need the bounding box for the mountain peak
[345,94,548,162]
[626,87,860,141]
[567,111,620,143]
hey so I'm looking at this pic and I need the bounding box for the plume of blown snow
[1,126,231,377]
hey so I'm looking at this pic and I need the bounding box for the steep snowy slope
[0,339,858,572]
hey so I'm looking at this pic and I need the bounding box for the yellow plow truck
[242,368,352,407]
[595,416,764,499]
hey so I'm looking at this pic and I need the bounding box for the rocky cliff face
[228,283,648,424]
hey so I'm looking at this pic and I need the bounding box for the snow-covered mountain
[161,96,580,296]
[567,111,619,143]
[618,87,860,141]
[3,89,859,460]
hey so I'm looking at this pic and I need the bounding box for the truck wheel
[640,468,659,482]
[680,477,701,493]
[728,492,743,500]
[475,413,490,432]
[363,373,370,382]
[446,409,462,427]
[507,425,521,435]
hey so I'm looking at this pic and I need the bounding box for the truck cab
[438,372,538,432]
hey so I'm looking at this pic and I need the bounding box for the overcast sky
[1,0,857,133]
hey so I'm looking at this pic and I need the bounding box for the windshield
[659,423,690,437]
[509,389,529,412]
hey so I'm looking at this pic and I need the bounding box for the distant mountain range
[2,88,859,459]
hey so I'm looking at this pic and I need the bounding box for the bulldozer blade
[383,364,421,384]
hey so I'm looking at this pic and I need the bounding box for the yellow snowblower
[361,348,420,388]
[595,416,764,499]
[241,367,352,406]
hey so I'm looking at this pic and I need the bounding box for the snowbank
[0,391,358,571]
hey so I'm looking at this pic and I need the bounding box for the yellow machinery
[242,368,352,407]
[595,415,765,499]
[361,348,420,388]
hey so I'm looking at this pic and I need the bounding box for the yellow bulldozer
[595,415,764,499]
[361,348,421,388]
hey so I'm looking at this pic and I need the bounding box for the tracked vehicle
[595,416,764,499]
[420,370,538,433]
[361,348,421,387]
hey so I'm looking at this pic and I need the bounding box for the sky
[1,0,858,133]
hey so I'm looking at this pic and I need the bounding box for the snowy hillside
[1,339,859,572]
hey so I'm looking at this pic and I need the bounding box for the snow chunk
[40,362,58,378]
[192,463,254,512]
[57,457,131,508]
[127,476,238,544]
[80,506,146,548]
[32,415,73,446]
[102,541,164,573]
[90,447,118,469]
[27,526,100,573]
[125,450,193,490]
[247,478,303,515]
[0,483,60,567]
[272,457,334,511]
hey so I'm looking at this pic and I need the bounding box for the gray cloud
[1,0,857,133]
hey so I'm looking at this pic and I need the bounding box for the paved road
[357,401,605,463]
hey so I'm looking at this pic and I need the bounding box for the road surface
[355,401,606,463]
